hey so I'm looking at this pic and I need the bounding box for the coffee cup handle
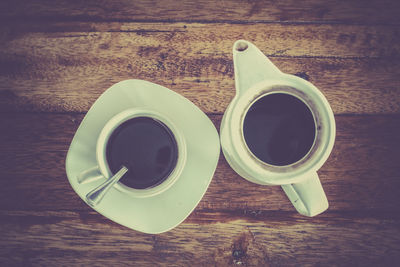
[77,166,105,184]
[281,172,329,216]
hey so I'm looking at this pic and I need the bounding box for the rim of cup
[96,108,187,198]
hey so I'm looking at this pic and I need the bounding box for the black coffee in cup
[106,117,178,189]
[243,93,316,166]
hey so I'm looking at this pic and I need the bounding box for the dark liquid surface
[106,117,178,189]
[243,93,316,166]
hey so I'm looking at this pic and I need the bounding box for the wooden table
[1,1,400,266]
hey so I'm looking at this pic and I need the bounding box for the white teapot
[220,40,336,216]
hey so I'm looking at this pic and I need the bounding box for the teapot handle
[281,172,329,216]
[233,40,282,96]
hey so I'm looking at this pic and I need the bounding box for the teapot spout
[233,40,282,96]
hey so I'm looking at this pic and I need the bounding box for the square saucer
[66,80,220,234]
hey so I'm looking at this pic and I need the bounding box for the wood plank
[0,210,399,266]
[1,113,399,213]
[1,0,400,24]
[2,22,399,58]
[1,23,400,114]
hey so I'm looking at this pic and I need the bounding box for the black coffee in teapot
[243,93,316,166]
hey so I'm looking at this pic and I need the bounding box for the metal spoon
[86,166,128,207]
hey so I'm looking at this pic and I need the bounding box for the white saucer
[65,80,220,234]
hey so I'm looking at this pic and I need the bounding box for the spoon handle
[86,166,128,207]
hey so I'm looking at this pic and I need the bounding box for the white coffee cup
[77,108,187,200]
[220,40,336,216]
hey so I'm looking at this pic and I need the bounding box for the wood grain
[1,22,399,114]
[0,210,399,266]
[1,113,399,213]
[1,0,400,24]
[1,1,400,266]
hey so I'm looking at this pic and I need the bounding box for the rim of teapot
[222,76,336,184]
